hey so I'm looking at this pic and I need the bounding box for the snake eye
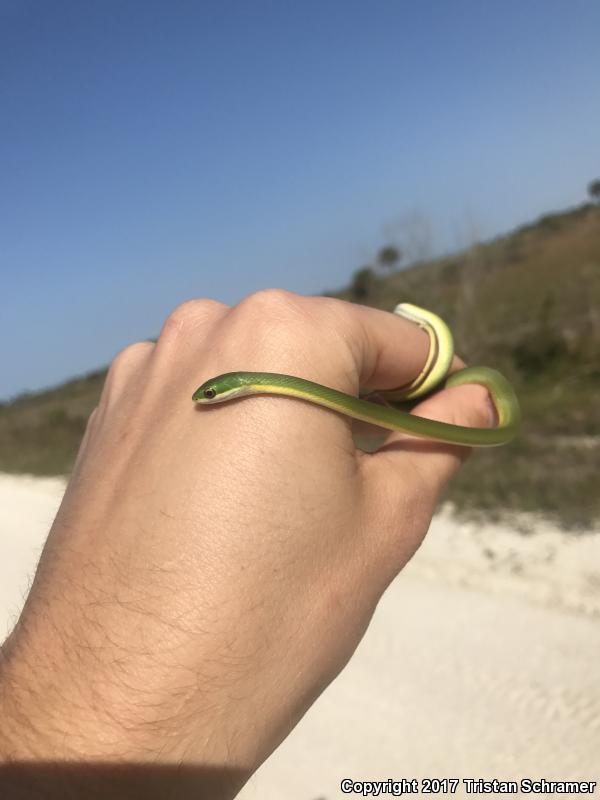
[203,387,216,399]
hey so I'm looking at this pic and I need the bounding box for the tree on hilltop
[376,245,402,272]
[588,179,600,204]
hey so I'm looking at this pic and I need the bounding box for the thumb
[368,381,498,499]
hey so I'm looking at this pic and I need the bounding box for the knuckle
[110,340,154,373]
[236,288,301,317]
[231,291,358,378]
[160,298,227,341]
[83,406,98,438]
[102,341,154,406]
[231,290,308,351]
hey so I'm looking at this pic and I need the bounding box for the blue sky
[2,0,599,400]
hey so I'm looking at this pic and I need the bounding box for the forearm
[0,625,249,800]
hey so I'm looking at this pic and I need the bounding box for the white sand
[0,473,598,797]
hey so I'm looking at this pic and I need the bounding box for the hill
[2,202,599,530]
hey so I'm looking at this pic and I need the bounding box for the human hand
[0,290,494,798]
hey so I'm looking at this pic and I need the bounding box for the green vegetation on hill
[1,203,599,530]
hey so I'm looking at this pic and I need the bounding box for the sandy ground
[0,473,599,798]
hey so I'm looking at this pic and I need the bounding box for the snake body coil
[192,303,520,448]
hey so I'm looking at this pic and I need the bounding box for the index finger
[319,297,465,392]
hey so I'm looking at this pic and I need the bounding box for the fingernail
[486,394,499,427]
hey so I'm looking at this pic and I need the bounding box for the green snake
[192,303,520,447]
